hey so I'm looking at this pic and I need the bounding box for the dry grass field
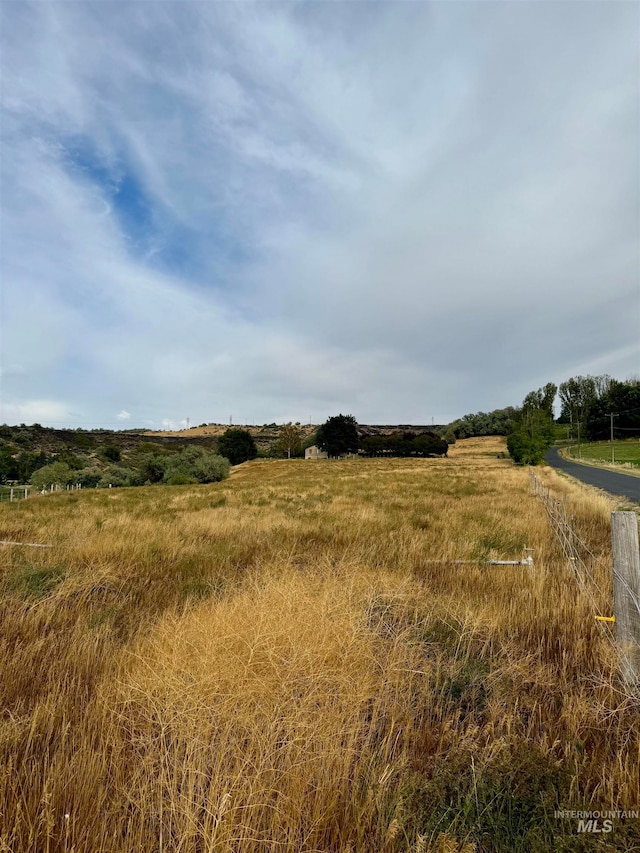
[0,437,638,852]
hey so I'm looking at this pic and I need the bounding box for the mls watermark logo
[555,809,638,834]
[576,817,613,834]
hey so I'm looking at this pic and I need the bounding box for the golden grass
[0,438,638,851]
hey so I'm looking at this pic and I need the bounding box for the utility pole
[608,413,619,464]
[577,421,581,458]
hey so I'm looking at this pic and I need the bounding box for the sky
[1,1,638,429]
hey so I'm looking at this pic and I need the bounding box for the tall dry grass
[0,438,638,851]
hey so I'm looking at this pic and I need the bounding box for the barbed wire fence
[530,468,640,689]
[530,470,596,592]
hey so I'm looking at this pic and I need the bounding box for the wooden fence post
[611,512,640,685]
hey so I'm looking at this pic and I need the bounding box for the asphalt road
[545,447,640,504]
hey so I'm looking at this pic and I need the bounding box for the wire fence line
[530,469,640,620]
[0,483,86,503]
[0,486,32,503]
[530,468,640,689]
[530,469,606,601]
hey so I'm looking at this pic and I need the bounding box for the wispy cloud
[1,1,637,427]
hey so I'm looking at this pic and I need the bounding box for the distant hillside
[0,424,221,486]
[0,422,449,484]
[145,423,317,453]
[0,424,219,455]
[358,424,446,437]
[146,423,447,451]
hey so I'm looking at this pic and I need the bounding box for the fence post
[10,488,13,502]
[611,512,640,685]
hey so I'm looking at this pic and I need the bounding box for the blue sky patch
[61,134,252,287]
[64,136,154,246]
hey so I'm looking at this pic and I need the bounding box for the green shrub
[507,429,549,465]
[102,445,122,463]
[166,473,197,486]
[57,452,87,470]
[163,447,230,484]
[136,452,168,484]
[76,467,103,488]
[192,453,229,483]
[30,462,74,490]
[98,466,136,487]
[15,450,50,481]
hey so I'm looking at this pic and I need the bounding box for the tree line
[360,432,448,458]
[3,374,638,484]
[557,375,640,440]
[314,415,448,458]
[430,374,639,466]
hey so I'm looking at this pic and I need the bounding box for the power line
[587,405,640,421]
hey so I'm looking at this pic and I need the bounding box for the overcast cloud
[1,1,638,428]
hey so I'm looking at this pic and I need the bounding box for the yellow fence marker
[595,615,616,623]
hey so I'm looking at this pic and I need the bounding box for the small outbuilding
[305,445,329,460]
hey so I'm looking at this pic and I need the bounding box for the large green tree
[274,423,303,458]
[522,382,557,419]
[507,386,556,465]
[507,409,554,464]
[217,428,258,465]
[316,414,359,457]
[558,376,598,433]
